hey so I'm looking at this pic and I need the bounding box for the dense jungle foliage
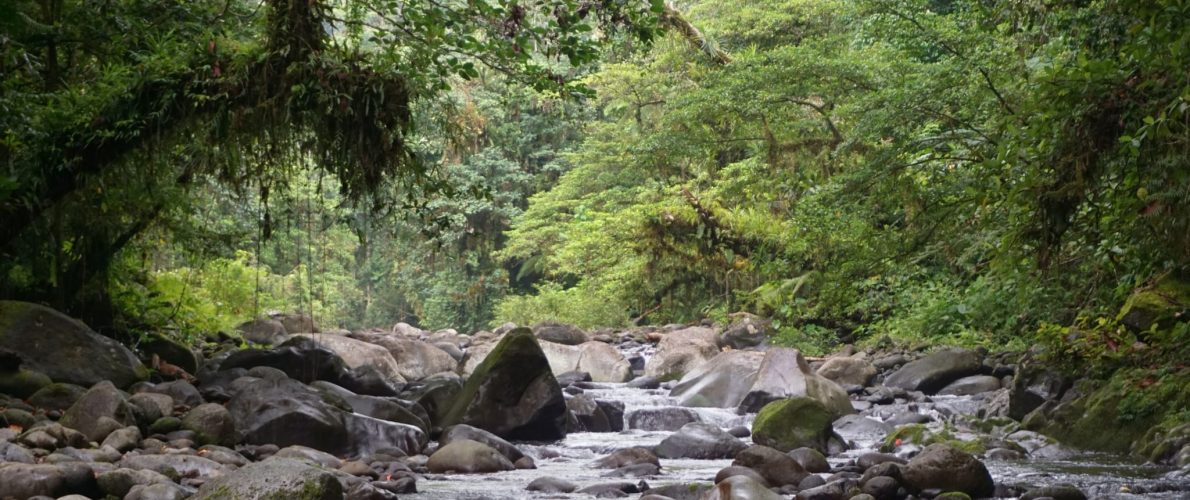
[2,0,1187,369]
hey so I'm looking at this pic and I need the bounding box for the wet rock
[719,313,772,349]
[180,403,235,447]
[568,393,613,432]
[788,447,830,473]
[312,381,428,434]
[442,328,567,441]
[27,383,87,411]
[515,456,536,469]
[96,468,175,498]
[862,475,900,500]
[656,422,747,459]
[527,476,578,493]
[752,397,835,453]
[274,444,342,467]
[734,444,809,487]
[350,332,457,381]
[834,415,893,443]
[125,482,190,500]
[644,483,713,500]
[728,426,751,438]
[938,375,1001,396]
[595,447,661,468]
[440,424,524,463]
[1020,483,1087,500]
[118,453,229,481]
[715,466,770,487]
[61,381,138,442]
[626,407,700,431]
[192,458,342,499]
[644,326,720,381]
[598,399,626,431]
[292,333,407,384]
[534,322,589,345]
[985,448,1024,460]
[628,376,661,389]
[900,444,994,498]
[738,348,854,417]
[541,340,633,383]
[705,475,784,500]
[0,301,148,387]
[884,348,982,395]
[401,376,462,430]
[856,452,906,470]
[345,412,426,457]
[557,370,592,386]
[604,463,661,477]
[227,376,348,453]
[797,480,846,500]
[1008,363,1071,421]
[426,439,515,473]
[817,357,878,387]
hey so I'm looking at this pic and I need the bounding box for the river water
[403,343,1188,499]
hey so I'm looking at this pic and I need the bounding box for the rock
[0,301,147,387]
[236,318,288,344]
[274,444,342,467]
[751,397,836,453]
[401,377,462,430]
[656,422,747,459]
[719,313,772,349]
[603,463,661,477]
[220,338,353,386]
[60,381,137,442]
[140,333,200,375]
[0,368,52,398]
[192,458,342,499]
[1117,276,1189,333]
[343,410,427,457]
[350,332,456,381]
[594,447,661,469]
[938,375,1001,396]
[556,370,592,386]
[816,357,878,387]
[862,475,900,500]
[118,453,229,480]
[0,441,35,463]
[568,393,614,432]
[628,376,662,389]
[1007,363,1071,420]
[0,463,94,498]
[644,326,720,381]
[598,399,626,431]
[180,403,235,446]
[312,381,428,433]
[293,333,407,384]
[96,468,174,498]
[273,312,319,334]
[627,407,701,431]
[426,439,515,473]
[141,380,203,407]
[788,447,830,473]
[440,424,524,462]
[670,351,764,408]
[704,475,784,500]
[442,328,567,441]
[227,376,348,453]
[733,445,809,487]
[125,482,189,500]
[100,426,142,452]
[797,480,845,500]
[534,322,589,345]
[527,476,579,493]
[27,383,87,411]
[715,466,770,487]
[1020,483,1087,500]
[540,340,633,383]
[857,452,906,470]
[833,415,893,445]
[883,349,982,395]
[739,348,853,417]
[644,483,714,500]
[900,444,994,498]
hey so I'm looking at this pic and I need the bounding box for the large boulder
[351,332,457,381]
[60,381,138,442]
[402,377,463,430]
[816,356,877,387]
[442,328,567,441]
[533,322,589,345]
[741,348,854,416]
[193,458,341,500]
[718,313,772,349]
[732,445,809,487]
[0,301,147,387]
[312,381,428,433]
[644,326,720,381]
[343,412,426,457]
[440,424,525,463]
[751,397,835,453]
[227,376,349,454]
[293,333,406,384]
[0,463,97,499]
[220,338,351,385]
[626,407,701,431]
[901,444,995,498]
[656,422,747,459]
[426,439,515,473]
[539,340,632,382]
[883,348,982,394]
[670,351,765,407]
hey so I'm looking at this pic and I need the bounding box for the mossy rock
[1117,276,1190,333]
[935,492,972,500]
[0,368,52,398]
[751,397,834,453]
[882,424,986,455]
[192,458,342,500]
[150,416,183,434]
[1041,370,1190,455]
[0,301,148,387]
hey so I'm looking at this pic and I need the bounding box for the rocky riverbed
[0,301,1187,499]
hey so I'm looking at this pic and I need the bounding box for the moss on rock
[751,397,834,453]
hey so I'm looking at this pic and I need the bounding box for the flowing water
[403,343,1189,499]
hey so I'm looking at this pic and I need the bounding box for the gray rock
[644,326,720,381]
[237,318,288,344]
[656,422,747,459]
[440,424,524,462]
[704,475,784,500]
[527,476,578,493]
[1020,483,1087,500]
[117,453,229,481]
[349,332,456,381]
[719,313,771,349]
[715,466,770,487]
[101,426,142,453]
[27,383,87,411]
[426,439,515,473]
[533,322,589,345]
[181,403,235,446]
[61,381,138,442]
[627,407,700,431]
[96,468,174,498]
[125,482,190,500]
[788,447,830,473]
[937,375,1001,396]
[816,357,878,387]
[192,458,342,499]
[738,348,854,416]
[900,444,994,498]
[227,376,349,453]
[0,301,147,387]
[884,348,982,395]
[733,444,808,487]
[594,447,660,469]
